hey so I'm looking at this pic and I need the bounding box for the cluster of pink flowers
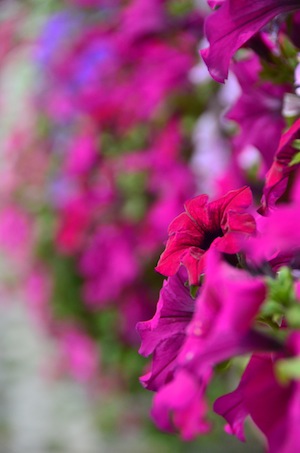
[139,2,300,451]
[0,0,207,387]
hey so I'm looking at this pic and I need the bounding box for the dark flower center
[201,228,223,251]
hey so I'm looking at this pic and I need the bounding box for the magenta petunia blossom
[260,118,300,214]
[156,187,255,285]
[227,54,288,173]
[214,354,280,443]
[178,250,276,374]
[215,334,300,453]
[79,225,139,307]
[121,0,166,41]
[137,263,208,439]
[38,13,197,127]
[245,202,300,267]
[151,368,212,440]
[141,250,278,440]
[137,266,195,391]
[201,0,300,82]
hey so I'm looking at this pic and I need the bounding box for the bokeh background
[0,1,264,451]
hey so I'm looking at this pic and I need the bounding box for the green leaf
[117,171,146,194]
[292,139,300,151]
[266,266,294,306]
[279,35,299,61]
[262,266,297,327]
[260,57,294,85]
[189,284,199,299]
[289,149,300,166]
[260,299,284,317]
[167,0,194,16]
[276,358,300,384]
[215,359,231,372]
[286,305,300,328]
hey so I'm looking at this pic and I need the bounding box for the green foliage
[101,126,148,157]
[189,284,199,299]
[266,266,295,307]
[117,171,148,222]
[276,357,300,384]
[260,56,294,85]
[261,267,297,327]
[279,34,299,62]
[289,148,300,167]
[35,210,146,388]
[286,305,300,329]
[117,172,147,194]
[166,0,194,17]
[259,36,298,85]
[291,139,300,151]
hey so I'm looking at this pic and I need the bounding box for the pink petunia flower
[156,186,255,285]
[260,117,300,214]
[137,265,211,438]
[215,333,300,453]
[58,325,100,383]
[137,267,195,391]
[140,250,278,439]
[227,54,288,173]
[151,368,212,440]
[201,0,300,82]
[245,201,300,267]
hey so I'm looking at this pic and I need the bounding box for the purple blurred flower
[58,326,100,383]
[228,54,288,173]
[79,225,138,307]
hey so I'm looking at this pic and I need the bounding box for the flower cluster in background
[3,0,300,451]
[139,2,300,452]
[0,0,207,392]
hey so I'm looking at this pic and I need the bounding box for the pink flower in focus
[140,250,277,440]
[178,250,274,372]
[156,187,255,285]
[137,267,210,438]
[137,267,195,391]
